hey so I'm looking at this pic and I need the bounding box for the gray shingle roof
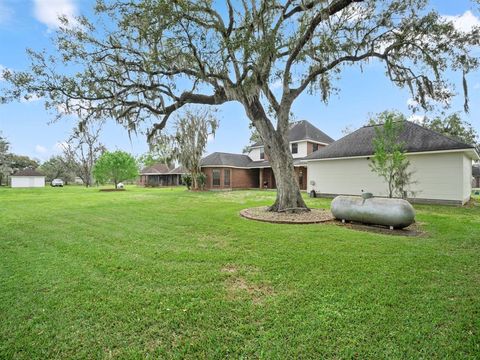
[201,153,307,168]
[248,158,306,168]
[168,166,185,175]
[200,152,253,167]
[252,120,334,147]
[12,168,44,177]
[304,121,475,160]
[140,163,172,175]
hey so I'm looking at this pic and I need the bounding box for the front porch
[258,166,307,191]
[139,174,183,187]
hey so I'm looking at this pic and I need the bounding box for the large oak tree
[1,0,479,211]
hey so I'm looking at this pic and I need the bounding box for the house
[138,163,185,187]
[10,168,45,188]
[303,121,479,205]
[200,120,334,190]
[473,164,480,188]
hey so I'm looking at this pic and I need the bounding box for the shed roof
[304,121,476,160]
[12,168,44,177]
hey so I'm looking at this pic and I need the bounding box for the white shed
[11,169,46,188]
[304,121,480,205]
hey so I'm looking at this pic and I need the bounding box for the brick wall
[202,167,259,189]
[202,166,307,190]
[307,142,327,155]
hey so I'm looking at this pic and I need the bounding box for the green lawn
[1,186,479,359]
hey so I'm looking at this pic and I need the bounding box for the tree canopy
[39,156,76,183]
[8,154,39,172]
[93,150,138,188]
[0,133,11,186]
[1,0,479,211]
[171,107,218,190]
[421,113,479,148]
[62,122,106,187]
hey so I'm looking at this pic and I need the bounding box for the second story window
[291,143,298,154]
[260,147,265,160]
[312,143,319,152]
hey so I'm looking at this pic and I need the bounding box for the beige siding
[292,141,308,158]
[307,152,469,204]
[248,147,262,161]
[250,141,309,160]
[462,155,473,203]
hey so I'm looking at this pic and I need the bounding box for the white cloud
[407,114,425,124]
[35,144,48,154]
[0,1,14,24]
[442,10,480,33]
[33,0,78,30]
[406,98,419,108]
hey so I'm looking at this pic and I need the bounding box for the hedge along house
[138,163,185,187]
[10,168,45,188]
[303,121,479,205]
[200,120,334,190]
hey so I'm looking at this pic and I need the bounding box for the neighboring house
[200,120,334,190]
[10,168,45,188]
[303,121,479,205]
[138,163,185,187]
[473,164,480,188]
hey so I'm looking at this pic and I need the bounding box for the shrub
[196,172,207,191]
[181,173,192,190]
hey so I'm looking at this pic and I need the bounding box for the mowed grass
[0,186,479,359]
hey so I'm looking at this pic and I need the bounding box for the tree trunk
[243,99,309,213]
[263,132,309,213]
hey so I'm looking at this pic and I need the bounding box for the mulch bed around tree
[240,206,334,224]
[99,188,126,192]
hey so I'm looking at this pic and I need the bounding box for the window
[312,143,319,152]
[212,169,221,186]
[260,147,265,160]
[224,169,231,186]
[291,143,298,154]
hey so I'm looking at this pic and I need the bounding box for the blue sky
[0,0,479,162]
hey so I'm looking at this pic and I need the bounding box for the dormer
[247,120,334,160]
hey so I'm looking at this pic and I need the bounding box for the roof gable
[140,163,172,174]
[305,121,475,160]
[252,120,334,147]
[200,152,253,167]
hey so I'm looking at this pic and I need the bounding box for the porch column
[259,169,263,189]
